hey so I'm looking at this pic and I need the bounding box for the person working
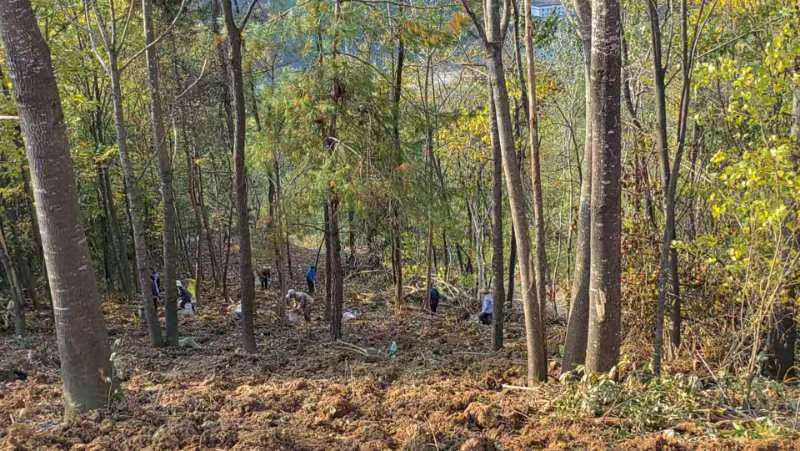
[259,267,271,290]
[177,280,193,309]
[429,286,441,313]
[305,265,317,294]
[286,289,314,322]
[150,270,160,310]
[479,291,494,325]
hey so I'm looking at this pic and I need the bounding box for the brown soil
[1,248,798,450]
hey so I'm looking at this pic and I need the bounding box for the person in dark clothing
[305,265,317,294]
[259,267,271,290]
[150,270,160,310]
[429,287,441,313]
[177,280,192,309]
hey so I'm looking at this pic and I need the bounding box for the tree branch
[117,0,137,53]
[175,57,209,100]
[239,0,260,31]
[119,0,189,72]
[500,0,511,40]
[459,0,487,43]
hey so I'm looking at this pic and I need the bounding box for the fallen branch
[501,384,539,392]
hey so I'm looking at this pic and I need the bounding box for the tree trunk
[109,53,163,347]
[391,30,405,310]
[101,165,134,299]
[329,195,344,339]
[507,226,516,308]
[0,223,26,336]
[221,0,257,353]
[463,0,547,383]
[488,81,505,351]
[324,202,332,322]
[524,0,550,330]
[562,0,592,374]
[271,166,286,323]
[585,0,623,374]
[21,168,49,306]
[143,0,178,346]
[211,0,235,149]
[0,0,112,414]
[424,220,434,310]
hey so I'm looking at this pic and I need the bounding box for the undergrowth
[552,362,800,440]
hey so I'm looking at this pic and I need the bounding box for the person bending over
[286,288,314,322]
[479,291,494,325]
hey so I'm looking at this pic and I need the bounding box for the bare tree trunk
[507,226,516,308]
[391,28,405,310]
[562,0,592,373]
[0,223,26,336]
[488,82,505,350]
[348,209,355,261]
[0,0,112,414]
[221,0,257,353]
[329,194,344,339]
[271,166,286,323]
[110,55,163,347]
[211,0,235,148]
[101,165,134,299]
[524,0,550,331]
[424,220,433,310]
[585,0,623,374]
[461,0,547,383]
[324,202,332,322]
[143,0,178,346]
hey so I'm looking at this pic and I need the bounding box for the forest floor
[2,244,799,450]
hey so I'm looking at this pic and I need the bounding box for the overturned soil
[1,248,797,450]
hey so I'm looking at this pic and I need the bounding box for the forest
[0,0,799,448]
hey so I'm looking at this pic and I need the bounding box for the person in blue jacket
[429,286,441,313]
[305,265,317,294]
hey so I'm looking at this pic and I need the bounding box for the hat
[286,289,296,299]
[176,280,183,288]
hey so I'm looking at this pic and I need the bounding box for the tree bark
[329,194,344,339]
[524,0,550,332]
[461,0,547,383]
[143,0,178,346]
[324,202,333,322]
[562,0,593,373]
[0,0,112,415]
[211,0,235,149]
[0,223,26,336]
[221,0,257,353]
[391,29,405,310]
[109,53,163,347]
[488,82,505,350]
[585,0,623,374]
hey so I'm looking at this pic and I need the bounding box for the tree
[524,0,550,340]
[461,0,547,383]
[0,0,112,415]
[0,223,26,336]
[83,0,171,347]
[488,85,505,351]
[143,0,178,346]
[562,0,592,374]
[585,0,623,374]
[221,0,258,353]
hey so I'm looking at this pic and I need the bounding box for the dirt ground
[1,248,798,450]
